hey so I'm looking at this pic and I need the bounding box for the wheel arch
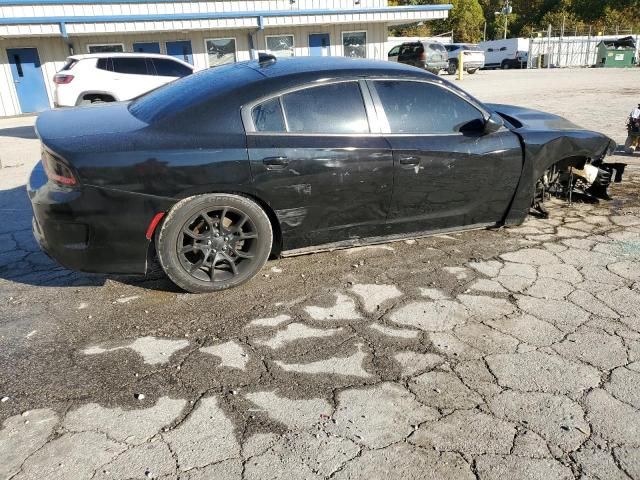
[75,91,118,105]
[147,188,284,267]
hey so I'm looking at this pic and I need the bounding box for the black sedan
[29,55,618,293]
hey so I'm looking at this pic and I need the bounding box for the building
[0,0,451,117]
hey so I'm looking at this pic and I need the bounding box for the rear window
[427,43,446,52]
[61,59,78,71]
[129,63,260,124]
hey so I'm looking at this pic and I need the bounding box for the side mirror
[484,113,504,134]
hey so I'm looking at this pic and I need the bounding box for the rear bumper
[462,61,485,70]
[28,161,176,275]
[424,61,449,71]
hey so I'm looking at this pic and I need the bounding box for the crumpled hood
[487,103,583,131]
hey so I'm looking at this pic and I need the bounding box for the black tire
[447,62,457,75]
[157,194,273,293]
[501,61,510,70]
[468,68,478,74]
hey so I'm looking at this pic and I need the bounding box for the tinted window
[399,44,421,58]
[281,82,369,134]
[152,58,192,77]
[96,58,112,71]
[88,44,124,53]
[388,46,400,56]
[252,97,285,132]
[427,43,445,51]
[112,57,149,75]
[374,81,484,134]
[62,59,78,71]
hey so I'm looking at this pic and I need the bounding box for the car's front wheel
[157,194,273,293]
[447,62,457,75]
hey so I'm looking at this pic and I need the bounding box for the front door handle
[263,156,289,169]
[399,155,420,166]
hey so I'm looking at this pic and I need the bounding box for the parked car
[53,53,194,107]
[479,38,529,69]
[387,41,448,74]
[30,55,619,293]
[444,44,485,75]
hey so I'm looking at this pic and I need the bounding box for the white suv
[444,44,486,75]
[53,53,194,107]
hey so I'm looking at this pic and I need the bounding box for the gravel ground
[1,68,640,480]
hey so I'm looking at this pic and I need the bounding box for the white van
[479,38,530,69]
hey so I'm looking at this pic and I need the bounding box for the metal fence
[527,26,639,68]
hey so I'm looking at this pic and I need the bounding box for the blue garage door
[7,48,50,113]
[309,33,331,57]
[166,41,193,64]
[133,42,161,53]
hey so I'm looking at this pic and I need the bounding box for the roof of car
[245,56,433,79]
[68,52,193,66]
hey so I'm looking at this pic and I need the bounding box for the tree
[443,0,486,42]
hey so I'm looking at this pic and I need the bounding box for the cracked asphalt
[1,68,640,480]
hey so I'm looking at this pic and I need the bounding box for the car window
[374,80,485,134]
[252,97,286,132]
[96,58,113,72]
[388,46,400,56]
[62,59,78,71]
[487,48,494,52]
[500,47,507,51]
[427,43,445,52]
[399,45,417,57]
[112,57,150,75]
[152,58,192,77]
[281,82,369,134]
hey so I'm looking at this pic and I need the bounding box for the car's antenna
[258,52,277,67]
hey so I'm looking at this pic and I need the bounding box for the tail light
[53,74,74,84]
[42,148,77,186]
[419,51,427,62]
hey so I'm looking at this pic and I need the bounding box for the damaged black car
[28,55,622,293]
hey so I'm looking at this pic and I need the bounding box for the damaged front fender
[498,115,620,225]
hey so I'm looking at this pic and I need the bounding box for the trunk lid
[36,102,147,142]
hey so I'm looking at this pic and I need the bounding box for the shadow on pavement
[0,125,37,140]
[0,183,180,291]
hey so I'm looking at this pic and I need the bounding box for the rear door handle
[263,156,289,169]
[399,155,420,166]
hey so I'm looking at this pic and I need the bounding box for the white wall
[0,22,388,116]
[0,0,387,19]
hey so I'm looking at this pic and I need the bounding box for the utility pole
[504,0,510,39]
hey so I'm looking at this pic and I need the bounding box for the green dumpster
[595,36,637,68]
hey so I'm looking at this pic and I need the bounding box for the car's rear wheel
[157,194,273,293]
[447,62,457,75]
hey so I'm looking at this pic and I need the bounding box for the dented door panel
[247,134,394,250]
[385,130,523,233]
